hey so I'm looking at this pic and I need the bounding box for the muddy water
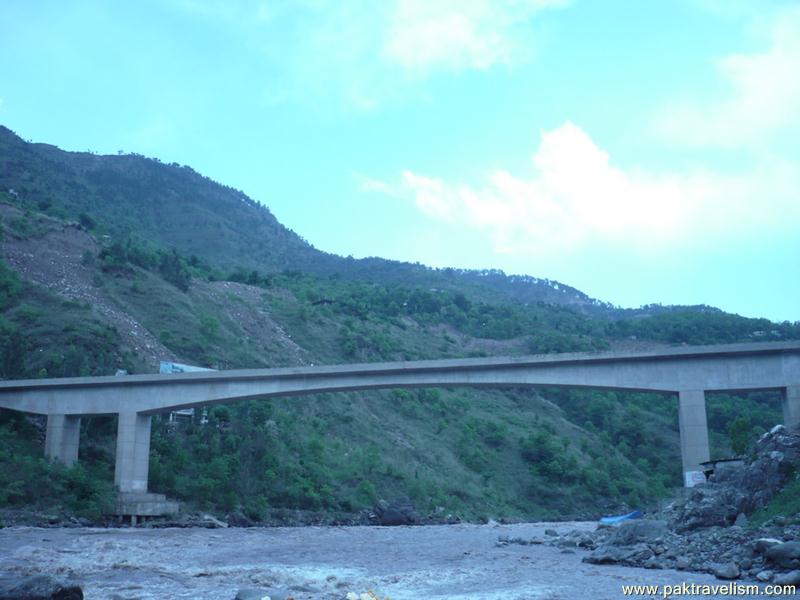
[0,522,792,599]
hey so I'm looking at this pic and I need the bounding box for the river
[0,522,794,599]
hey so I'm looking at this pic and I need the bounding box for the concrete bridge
[0,341,798,495]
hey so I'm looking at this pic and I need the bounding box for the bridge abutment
[678,390,711,487]
[44,414,80,466]
[784,386,800,429]
[114,412,151,493]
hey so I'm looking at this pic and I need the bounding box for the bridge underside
[40,383,800,494]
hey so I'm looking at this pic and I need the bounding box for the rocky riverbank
[0,497,458,531]
[500,424,800,586]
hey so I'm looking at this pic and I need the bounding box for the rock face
[670,425,800,532]
[0,574,83,599]
[545,426,800,582]
[372,498,418,526]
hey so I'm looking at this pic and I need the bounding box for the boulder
[0,574,83,599]
[583,543,653,565]
[765,542,800,570]
[226,511,254,528]
[373,498,417,526]
[583,546,630,565]
[607,520,667,546]
[754,538,784,555]
[643,556,665,569]
[756,570,773,582]
[672,486,747,531]
[713,562,740,580]
[774,570,800,586]
[200,514,228,528]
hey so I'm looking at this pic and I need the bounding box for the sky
[1,0,798,322]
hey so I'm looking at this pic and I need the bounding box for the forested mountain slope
[0,126,612,311]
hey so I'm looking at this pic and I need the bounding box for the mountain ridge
[0,124,637,316]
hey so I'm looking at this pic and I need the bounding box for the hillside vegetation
[0,128,797,522]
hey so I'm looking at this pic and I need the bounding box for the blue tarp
[599,510,642,525]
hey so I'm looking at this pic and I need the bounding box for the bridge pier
[114,412,151,493]
[784,386,800,429]
[678,390,710,487]
[44,414,81,466]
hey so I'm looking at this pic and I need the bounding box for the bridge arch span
[0,342,798,494]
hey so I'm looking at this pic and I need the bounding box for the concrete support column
[44,414,81,466]
[114,412,151,493]
[784,386,800,430]
[678,390,711,487]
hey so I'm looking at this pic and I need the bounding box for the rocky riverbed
[2,521,798,599]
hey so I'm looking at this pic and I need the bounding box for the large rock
[765,542,800,570]
[774,571,800,586]
[584,543,654,566]
[580,520,671,567]
[754,538,783,555]
[226,511,254,528]
[607,520,668,546]
[713,562,740,580]
[0,574,83,599]
[671,486,747,531]
[584,546,630,565]
[373,498,417,526]
[200,514,228,528]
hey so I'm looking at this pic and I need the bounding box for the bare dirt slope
[1,203,310,371]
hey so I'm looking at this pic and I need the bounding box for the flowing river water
[0,522,794,599]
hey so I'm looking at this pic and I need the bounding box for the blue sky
[1,0,798,321]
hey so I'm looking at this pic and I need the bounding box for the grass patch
[750,476,800,526]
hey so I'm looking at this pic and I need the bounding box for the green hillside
[0,129,796,522]
[0,125,612,311]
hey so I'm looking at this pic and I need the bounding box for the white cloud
[383,0,568,75]
[171,0,569,110]
[654,6,800,148]
[367,122,800,256]
[352,171,403,198]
